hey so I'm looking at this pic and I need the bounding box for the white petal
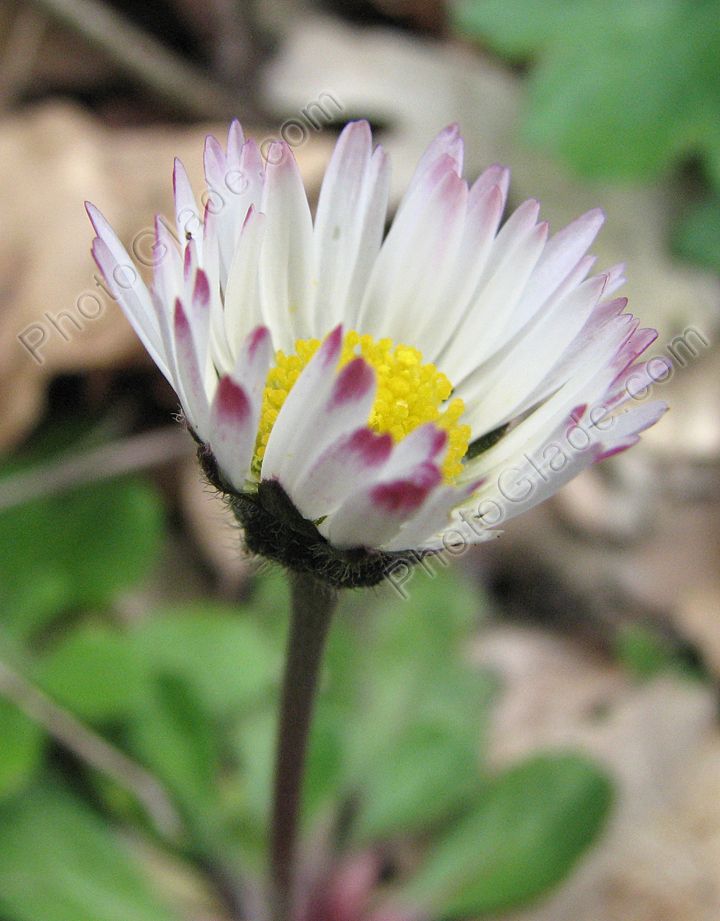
[461,399,666,532]
[223,207,266,357]
[152,215,183,308]
[355,157,468,351]
[458,314,645,485]
[422,181,508,363]
[458,272,609,435]
[404,124,464,199]
[312,121,391,332]
[203,134,229,202]
[259,142,315,350]
[202,132,264,292]
[226,120,245,165]
[594,400,667,458]
[472,197,542,286]
[377,423,448,480]
[602,262,626,297]
[173,158,203,261]
[87,204,170,380]
[173,298,211,438]
[219,136,265,285]
[441,216,549,381]
[503,208,605,338]
[420,508,501,552]
[188,267,215,391]
[510,294,630,416]
[468,164,510,202]
[199,202,231,376]
[203,133,235,287]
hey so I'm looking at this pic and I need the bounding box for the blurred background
[1,1,720,919]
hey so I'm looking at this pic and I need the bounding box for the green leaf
[0,477,164,636]
[353,723,481,841]
[230,706,276,837]
[316,570,497,841]
[0,699,44,802]
[614,623,701,680]
[451,0,577,59]
[35,624,142,722]
[128,673,222,833]
[133,607,280,717]
[347,662,496,842]
[302,701,346,820]
[404,752,613,917]
[344,571,492,762]
[0,779,180,921]
[452,0,720,181]
[675,196,720,272]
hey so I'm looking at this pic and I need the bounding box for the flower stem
[270,571,338,921]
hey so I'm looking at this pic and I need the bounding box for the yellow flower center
[252,330,471,482]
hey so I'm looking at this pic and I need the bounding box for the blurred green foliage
[0,780,178,921]
[0,436,615,919]
[614,622,704,680]
[404,752,612,916]
[452,0,720,272]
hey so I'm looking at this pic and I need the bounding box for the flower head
[87,121,665,587]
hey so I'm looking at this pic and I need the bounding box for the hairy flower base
[198,441,417,588]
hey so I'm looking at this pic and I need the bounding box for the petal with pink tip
[405,124,464,198]
[208,376,257,490]
[207,324,271,488]
[277,355,378,491]
[382,480,480,552]
[173,298,210,439]
[292,427,393,521]
[322,461,442,550]
[230,324,273,404]
[87,207,170,380]
[261,326,344,481]
[379,423,448,482]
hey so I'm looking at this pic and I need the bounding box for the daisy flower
[86,121,665,587]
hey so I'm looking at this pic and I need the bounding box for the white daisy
[87,120,665,586]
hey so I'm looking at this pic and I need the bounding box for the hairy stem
[270,571,338,921]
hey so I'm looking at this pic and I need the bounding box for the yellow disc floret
[252,330,471,481]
